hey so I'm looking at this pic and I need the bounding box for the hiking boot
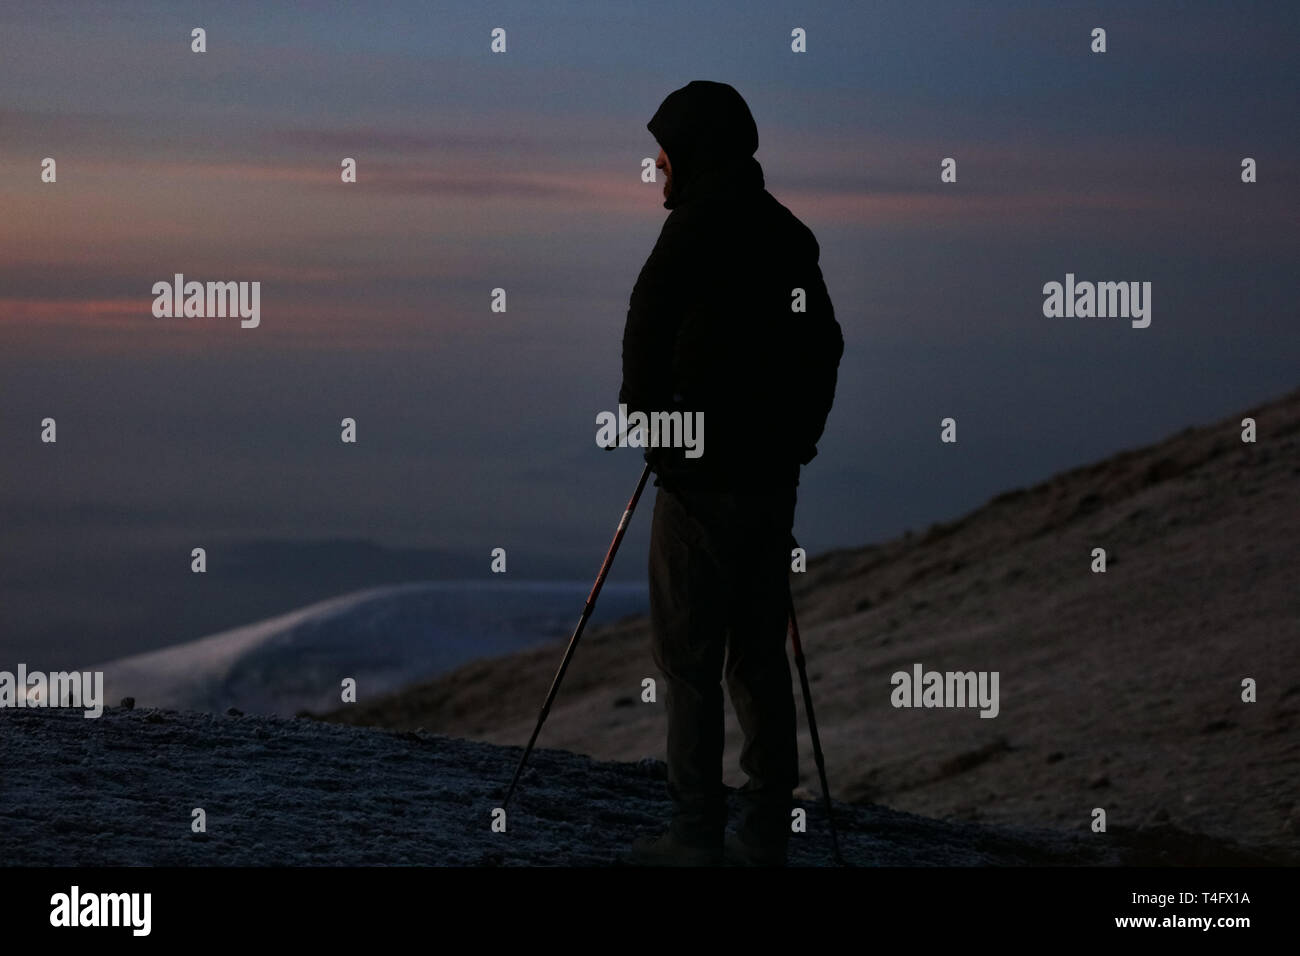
[724,829,788,867]
[624,829,723,867]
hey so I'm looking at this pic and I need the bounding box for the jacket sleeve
[620,213,693,418]
[793,262,844,464]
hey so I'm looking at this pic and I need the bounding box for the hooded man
[621,80,844,866]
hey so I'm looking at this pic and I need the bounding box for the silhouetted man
[620,80,843,866]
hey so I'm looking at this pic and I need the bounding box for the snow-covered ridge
[87,580,645,716]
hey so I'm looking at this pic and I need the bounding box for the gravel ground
[2,707,1289,867]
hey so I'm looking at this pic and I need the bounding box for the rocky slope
[322,386,1300,853]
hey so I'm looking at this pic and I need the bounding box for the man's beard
[662,170,675,202]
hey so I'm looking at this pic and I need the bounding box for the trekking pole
[501,459,654,810]
[787,559,847,865]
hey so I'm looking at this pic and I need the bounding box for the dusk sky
[2,1,1297,665]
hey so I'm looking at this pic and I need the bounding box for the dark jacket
[620,80,844,491]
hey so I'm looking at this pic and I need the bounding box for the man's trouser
[648,479,799,846]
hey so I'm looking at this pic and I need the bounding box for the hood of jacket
[648,80,765,210]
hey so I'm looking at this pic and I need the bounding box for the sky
[1,0,1297,664]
